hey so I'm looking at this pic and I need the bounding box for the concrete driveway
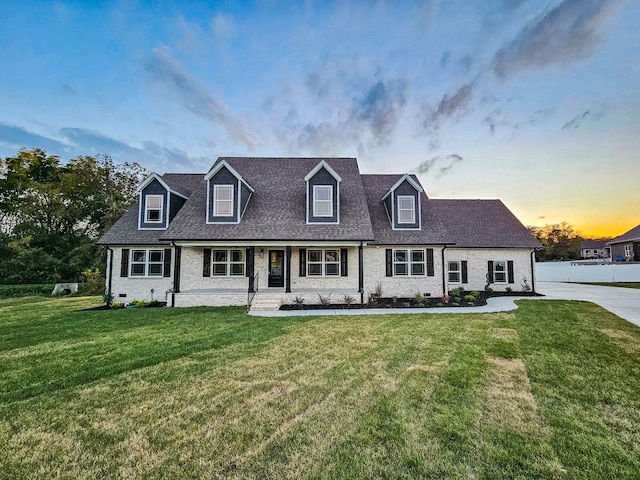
[536,281,640,327]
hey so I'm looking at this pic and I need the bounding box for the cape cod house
[97,157,540,309]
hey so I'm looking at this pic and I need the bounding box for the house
[580,240,610,259]
[607,224,640,262]
[97,157,541,308]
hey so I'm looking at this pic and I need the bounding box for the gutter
[441,245,447,296]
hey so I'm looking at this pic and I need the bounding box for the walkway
[250,282,640,327]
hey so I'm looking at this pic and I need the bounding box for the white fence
[535,261,640,283]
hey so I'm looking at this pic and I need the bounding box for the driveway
[536,281,640,327]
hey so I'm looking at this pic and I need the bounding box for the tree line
[0,148,147,284]
[528,222,610,261]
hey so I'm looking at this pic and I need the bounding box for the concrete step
[249,292,283,311]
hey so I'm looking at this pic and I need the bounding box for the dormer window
[145,195,164,223]
[213,185,234,216]
[313,185,333,217]
[397,196,415,224]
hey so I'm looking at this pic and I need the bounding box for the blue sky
[1,0,638,236]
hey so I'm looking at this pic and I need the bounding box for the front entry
[268,250,284,287]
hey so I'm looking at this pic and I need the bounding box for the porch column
[173,245,182,293]
[358,241,364,304]
[247,246,255,293]
[285,246,291,293]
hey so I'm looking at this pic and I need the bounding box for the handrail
[247,272,259,310]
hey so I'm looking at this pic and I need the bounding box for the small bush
[293,296,305,309]
[83,268,105,295]
[110,301,124,309]
[464,294,476,303]
[0,284,56,298]
[414,292,424,303]
[317,293,331,306]
[128,299,151,308]
[343,294,355,306]
[505,286,512,293]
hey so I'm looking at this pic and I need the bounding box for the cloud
[561,110,590,130]
[143,47,256,149]
[423,82,476,132]
[414,154,464,178]
[0,123,71,155]
[211,13,236,38]
[352,80,408,141]
[493,0,624,78]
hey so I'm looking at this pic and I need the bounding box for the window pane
[308,250,322,262]
[394,263,407,276]
[148,264,163,276]
[147,196,162,208]
[132,250,146,262]
[213,264,227,276]
[308,264,322,276]
[448,261,459,272]
[495,273,506,283]
[231,250,244,262]
[449,272,460,283]
[411,250,424,262]
[131,264,145,276]
[216,185,233,200]
[231,263,244,276]
[149,250,163,262]
[147,209,161,221]
[411,263,425,275]
[214,185,233,215]
[325,250,338,262]
[214,250,227,262]
[394,250,407,262]
[315,186,331,200]
[495,261,506,272]
[325,263,339,276]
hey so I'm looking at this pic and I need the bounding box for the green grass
[1,297,640,479]
[575,282,640,289]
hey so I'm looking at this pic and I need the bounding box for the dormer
[205,160,254,224]
[137,173,188,230]
[381,174,423,230]
[305,160,342,224]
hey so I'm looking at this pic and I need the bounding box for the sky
[1,0,639,238]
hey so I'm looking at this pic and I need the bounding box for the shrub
[317,293,331,306]
[449,287,465,302]
[293,296,305,309]
[0,284,56,298]
[83,268,105,295]
[128,299,151,308]
[464,294,476,303]
[110,301,124,309]
[414,292,424,303]
[343,294,355,306]
[505,287,512,293]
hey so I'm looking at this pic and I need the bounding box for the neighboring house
[580,240,610,259]
[97,157,541,307]
[608,224,640,262]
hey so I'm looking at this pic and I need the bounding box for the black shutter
[341,248,348,276]
[426,248,434,276]
[203,248,211,277]
[163,249,171,277]
[487,261,494,283]
[246,247,254,278]
[461,261,468,284]
[508,261,514,284]
[299,248,306,277]
[120,249,129,277]
[386,249,393,277]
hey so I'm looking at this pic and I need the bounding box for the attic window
[145,195,163,223]
[397,196,415,224]
[313,185,333,217]
[214,185,234,216]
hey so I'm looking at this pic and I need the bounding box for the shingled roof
[608,224,640,245]
[160,157,375,242]
[98,157,539,248]
[361,174,540,248]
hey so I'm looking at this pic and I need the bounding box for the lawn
[1,297,640,479]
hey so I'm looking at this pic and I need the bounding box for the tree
[0,148,147,284]
[528,222,583,261]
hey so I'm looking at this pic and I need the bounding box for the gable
[381,175,422,230]
[307,166,340,224]
[138,178,169,230]
[205,161,254,224]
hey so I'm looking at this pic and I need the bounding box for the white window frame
[448,261,461,283]
[213,185,234,217]
[144,195,164,223]
[393,249,426,276]
[130,249,164,277]
[307,249,340,276]
[397,196,415,224]
[493,260,507,283]
[313,185,333,217]
[211,249,245,277]
[624,244,632,258]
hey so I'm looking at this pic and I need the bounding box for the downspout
[530,250,536,293]
[441,245,447,296]
[358,241,364,304]
[105,246,113,304]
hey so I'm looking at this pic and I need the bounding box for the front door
[268,250,284,287]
